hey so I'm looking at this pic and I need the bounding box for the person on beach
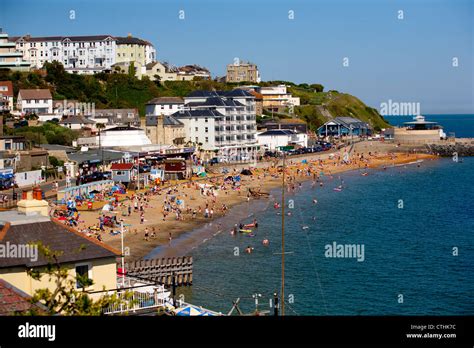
[144,228,149,241]
[168,232,172,246]
[151,227,156,239]
[140,211,145,224]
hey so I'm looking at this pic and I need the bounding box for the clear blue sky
[1,0,473,114]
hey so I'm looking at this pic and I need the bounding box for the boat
[333,187,343,192]
[244,223,256,228]
[239,229,253,233]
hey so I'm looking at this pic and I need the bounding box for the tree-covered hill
[0,62,389,131]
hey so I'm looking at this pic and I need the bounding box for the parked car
[138,164,151,173]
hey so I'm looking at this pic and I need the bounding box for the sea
[150,114,474,315]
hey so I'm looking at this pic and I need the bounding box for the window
[75,264,91,289]
[205,127,208,133]
[205,137,209,143]
[205,118,208,123]
[195,127,198,132]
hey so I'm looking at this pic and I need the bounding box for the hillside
[0,63,390,131]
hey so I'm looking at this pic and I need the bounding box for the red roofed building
[110,163,136,184]
[0,81,14,112]
[0,279,45,315]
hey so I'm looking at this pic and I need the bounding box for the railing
[103,288,171,315]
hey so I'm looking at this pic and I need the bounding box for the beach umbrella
[175,305,206,316]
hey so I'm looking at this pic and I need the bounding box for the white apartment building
[10,34,156,74]
[145,97,184,116]
[17,89,53,114]
[173,90,258,160]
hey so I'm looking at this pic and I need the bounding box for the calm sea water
[384,114,474,138]
[177,158,474,315]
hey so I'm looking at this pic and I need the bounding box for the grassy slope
[288,87,390,131]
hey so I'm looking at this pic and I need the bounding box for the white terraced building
[171,90,258,160]
[10,34,156,74]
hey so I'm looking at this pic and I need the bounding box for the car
[139,164,151,173]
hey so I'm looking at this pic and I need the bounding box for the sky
[1,0,473,114]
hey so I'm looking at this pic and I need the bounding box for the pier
[122,256,193,286]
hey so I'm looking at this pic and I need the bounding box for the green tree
[128,62,135,77]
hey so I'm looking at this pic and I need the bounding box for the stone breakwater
[427,139,474,157]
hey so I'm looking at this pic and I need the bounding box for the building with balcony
[0,30,30,71]
[0,81,14,112]
[17,89,53,114]
[10,33,156,75]
[172,89,258,160]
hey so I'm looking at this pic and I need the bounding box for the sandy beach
[65,145,437,261]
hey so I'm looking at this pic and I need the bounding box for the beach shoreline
[72,147,438,261]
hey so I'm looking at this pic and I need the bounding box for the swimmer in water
[262,238,269,246]
[312,199,318,204]
[245,246,254,254]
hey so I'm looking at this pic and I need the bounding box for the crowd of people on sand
[48,149,417,248]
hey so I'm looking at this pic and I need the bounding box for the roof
[59,115,95,125]
[146,115,184,126]
[146,97,184,105]
[11,35,114,43]
[258,129,297,136]
[18,89,52,100]
[318,117,370,130]
[186,97,244,108]
[110,163,134,171]
[115,36,151,46]
[248,90,263,99]
[40,144,76,152]
[187,90,220,98]
[68,149,125,164]
[0,218,120,268]
[102,126,143,132]
[221,89,254,98]
[171,109,225,118]
[0,279,45,315]
[0,81,13,97]
[263,118,306,125]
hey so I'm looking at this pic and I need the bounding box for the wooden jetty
[122,256,193,286]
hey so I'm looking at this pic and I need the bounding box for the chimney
[17,187,49,217]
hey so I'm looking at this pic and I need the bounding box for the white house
[17,89,53,114]
[59,115,96,130]
[100,126,152,147]
[257,129,308,151]
[145,97,184,116]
